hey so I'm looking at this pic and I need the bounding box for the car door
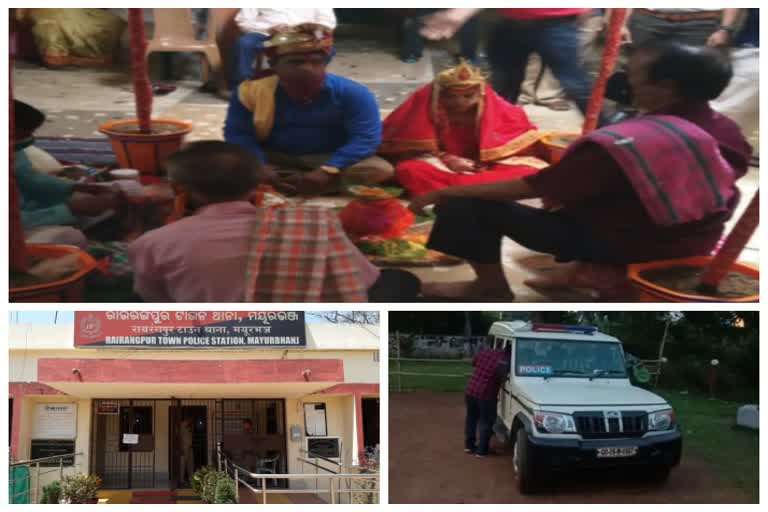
[497,337,515,427]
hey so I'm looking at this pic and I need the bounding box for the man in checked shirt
[465,343,511,457]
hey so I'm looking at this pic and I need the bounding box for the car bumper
[526,429,682,471]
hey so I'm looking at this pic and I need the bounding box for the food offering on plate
[355,232,462,266]
[346,185,404,200]
[356,236,429,260]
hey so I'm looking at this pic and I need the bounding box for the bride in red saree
[380,62,548,196]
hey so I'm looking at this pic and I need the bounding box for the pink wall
[38,358,344,384]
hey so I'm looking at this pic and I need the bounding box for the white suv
[490,322,682,494]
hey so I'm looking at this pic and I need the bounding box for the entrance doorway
[91,399,287,490]
[168,405,209,489]
[92,400,158,489]
[91,399,217,490]
[362,398,380,451]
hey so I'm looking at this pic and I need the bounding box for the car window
[515,338,627,378]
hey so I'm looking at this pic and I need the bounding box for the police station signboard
[74,311,306,348]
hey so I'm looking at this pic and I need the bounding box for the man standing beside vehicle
[465,344,510,457]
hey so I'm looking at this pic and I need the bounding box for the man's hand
[68,190,124,216]
[707,29,731,47]
[409,190,442,216]
[285,168,335,196]
[420,8,482,40]
[259,164,298,195]
[259,164,283,186]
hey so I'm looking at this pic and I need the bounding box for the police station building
[9,311,380,494]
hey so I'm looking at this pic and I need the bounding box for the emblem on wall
[79,313,102,340]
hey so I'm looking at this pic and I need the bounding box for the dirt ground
[390,391,751,504]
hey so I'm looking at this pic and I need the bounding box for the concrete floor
[12,31,759,302]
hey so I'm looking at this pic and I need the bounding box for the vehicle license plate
[596,447,638,458]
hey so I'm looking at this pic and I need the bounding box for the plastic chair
[146,8,222,82]
[256,454,281,487]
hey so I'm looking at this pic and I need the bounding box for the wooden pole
[128,9,153,134]
[699,191,759,292]
[582,8,628,134]
[655,320,670,387]
[9,61,28,272]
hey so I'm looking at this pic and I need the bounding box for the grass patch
[389,359,471,392]
[658,389,759,502]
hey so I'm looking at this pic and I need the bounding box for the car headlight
[648,409,676,431]
[534,411,576,434]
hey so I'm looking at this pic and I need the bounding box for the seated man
[380,61,546,196]
[232,8,337,87]
[128,141,409,303]
[224,25,393,196]
[409,42,752,300]
[13,100,126,248]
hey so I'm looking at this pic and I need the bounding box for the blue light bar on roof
[531,323,597,335]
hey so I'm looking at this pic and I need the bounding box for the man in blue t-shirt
[224,26,393,195]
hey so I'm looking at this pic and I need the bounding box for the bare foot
[524,267,581,289]
[421,280,516,302]
[524,263,630,297]
[515,254,559,273]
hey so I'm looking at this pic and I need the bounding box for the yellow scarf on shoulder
[237,75,280,142]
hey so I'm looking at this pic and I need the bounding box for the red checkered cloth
[466,349,508,401]
[245,206,369,302]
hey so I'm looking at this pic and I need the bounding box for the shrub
[60,474,101,504]
[201,471,229,504]
[40,481,61,504]
[191,466,215,497]
[214,476,237,504]
[352,446,380,504]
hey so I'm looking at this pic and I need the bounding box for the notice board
[32,404,77,440]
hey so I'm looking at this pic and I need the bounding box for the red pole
[699,190,759,290]
[9,61,29,272]
[582,9,628,134]
[128,8,153,134]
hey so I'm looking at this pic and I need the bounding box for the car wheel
[514,427,540,494]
